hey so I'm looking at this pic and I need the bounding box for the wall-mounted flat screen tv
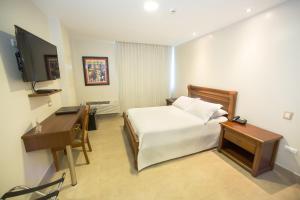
[15,25,60,82]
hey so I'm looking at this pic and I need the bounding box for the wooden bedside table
[218,121,282,177]
[166,98,177,106]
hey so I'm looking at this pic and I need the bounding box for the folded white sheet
[128,106,205,144]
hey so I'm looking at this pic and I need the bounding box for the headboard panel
[187,85,238,120]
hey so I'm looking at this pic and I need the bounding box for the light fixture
[144,1,159,12]
[192,32,197,37]
[246,8,252,13]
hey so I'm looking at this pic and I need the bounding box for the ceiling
[32,0,287,45]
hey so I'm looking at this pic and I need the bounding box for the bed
[123,85,238,171]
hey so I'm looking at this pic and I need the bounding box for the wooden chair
[51,106,93,171]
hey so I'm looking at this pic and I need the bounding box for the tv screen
[15,25,60,82]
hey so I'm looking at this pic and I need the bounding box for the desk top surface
[22,106,84,138]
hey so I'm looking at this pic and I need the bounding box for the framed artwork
[44,55,60,79]
[82,56,110,86]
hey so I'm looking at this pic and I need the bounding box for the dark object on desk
[86,101,110,105]
[218,121,282,177]
[55,106,80,115]
[232,116,247,124]
[1,173,65,200]
[88,108,97,131]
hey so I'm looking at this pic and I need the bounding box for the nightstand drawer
[224,129,256,154]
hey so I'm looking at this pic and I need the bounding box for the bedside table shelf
[218,121,282,177]
[221,140,254,170]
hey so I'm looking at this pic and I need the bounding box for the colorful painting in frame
[82,57,109,86]
[44,55,60,80]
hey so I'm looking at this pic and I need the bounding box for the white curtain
[116,42,171,111]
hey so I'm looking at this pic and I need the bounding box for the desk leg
[66,145,77,186]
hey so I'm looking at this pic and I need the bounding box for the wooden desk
[22,106,84,186]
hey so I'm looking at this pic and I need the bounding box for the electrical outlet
[284,145,298,154]
[283,111,293,120]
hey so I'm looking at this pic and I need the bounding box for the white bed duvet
[127,106,227,170]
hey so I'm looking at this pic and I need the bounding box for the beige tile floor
[52,115,300,200]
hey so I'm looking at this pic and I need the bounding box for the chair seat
[72,129,83,147]
[72,139,82,145]
[74,128,89,142]
[74,129,82,140]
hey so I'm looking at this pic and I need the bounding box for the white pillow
[185,99,223,122]
[173,96,196,110]
[211,109,228,119]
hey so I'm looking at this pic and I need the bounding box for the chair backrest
[81,105,90,143]
[86,105,90,128]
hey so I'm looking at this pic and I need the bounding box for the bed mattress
[127,106,227,170]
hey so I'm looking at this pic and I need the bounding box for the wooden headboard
[187,85,238,120]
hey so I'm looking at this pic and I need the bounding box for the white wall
[70,37,119,104]
[174,0,300,175]
[0,0,76,194]
[49,17,77,106]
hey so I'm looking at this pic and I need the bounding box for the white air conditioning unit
[87,100,120,115]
